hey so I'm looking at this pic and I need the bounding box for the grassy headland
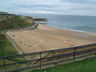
[0,15,34,57]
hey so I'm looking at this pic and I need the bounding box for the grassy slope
[30,56,96,72]
[0,16,33,30]
[0,15,33,57]
[0,33,17,57]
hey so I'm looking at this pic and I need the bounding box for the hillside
[0,15,33,30]
[0,15,34,57]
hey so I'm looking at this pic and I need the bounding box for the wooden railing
[0,43,96,72]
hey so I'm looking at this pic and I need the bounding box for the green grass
[0,32,17,57]
[30,56,96,72]
[0,36,18,57]
[0,30,27,63]
[0,15,33,62]
[0,15,33,56]
[0,16,33,30]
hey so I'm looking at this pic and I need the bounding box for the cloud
[8,9,57,14]
[13,4,55,9]
[0,0,96,16]
[61,0,96,4]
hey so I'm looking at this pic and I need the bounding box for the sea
[22,14,96,33]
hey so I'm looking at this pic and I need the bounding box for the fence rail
[0,43,96,72]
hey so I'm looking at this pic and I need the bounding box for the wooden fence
[0,43,96,72]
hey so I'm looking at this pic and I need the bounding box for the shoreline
[45,24,96,35]
[6,24,96,53]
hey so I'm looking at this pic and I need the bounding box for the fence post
[4,58,6,72]
[40,52,42,70]
[73,47,76,61]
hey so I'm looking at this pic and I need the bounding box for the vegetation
[30,56,96,72]
[0,15,33,57]
[0,16,33,30]
[33,18,48,21]
[0,32,18,57]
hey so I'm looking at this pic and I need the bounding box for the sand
[6,24,96,53]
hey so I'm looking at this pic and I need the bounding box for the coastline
[6,24,96,53]
[45,24,96,38]
[46,24,96,35]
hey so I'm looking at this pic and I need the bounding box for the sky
[0,0,96,16]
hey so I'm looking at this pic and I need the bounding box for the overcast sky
[0,0,96,16]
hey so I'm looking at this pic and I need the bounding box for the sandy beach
[6,24,96,53]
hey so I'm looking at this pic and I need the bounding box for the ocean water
[23,14,96,33]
